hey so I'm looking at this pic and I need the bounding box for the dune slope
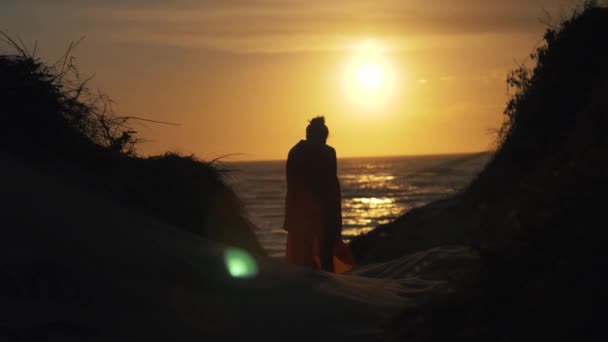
[0,154,468,341]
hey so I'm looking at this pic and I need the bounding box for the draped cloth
[283,140,355,273]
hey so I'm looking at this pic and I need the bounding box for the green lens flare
[224,247,258,278]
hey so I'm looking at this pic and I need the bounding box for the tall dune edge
[352,3,608,340]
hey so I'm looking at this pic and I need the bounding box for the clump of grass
[0,33,140,157]
[0,33,265,256]
[471,0,608,197]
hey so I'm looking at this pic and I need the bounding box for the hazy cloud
[2,0,580,53]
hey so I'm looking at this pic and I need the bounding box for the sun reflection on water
[353,197,393,205]
[355,175,395,183]
[342,193,405,240]
[229,154,492,256]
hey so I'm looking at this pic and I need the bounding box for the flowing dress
[283,140,355,273]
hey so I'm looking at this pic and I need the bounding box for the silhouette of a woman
[283,116,354,273]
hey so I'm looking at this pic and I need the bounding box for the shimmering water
[227,153,490,257]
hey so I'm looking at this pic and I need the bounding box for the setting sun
[1,0,578,160]
[357,63,382,89]
[341,41,397,111]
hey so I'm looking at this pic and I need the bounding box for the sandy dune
[0,154,475,341]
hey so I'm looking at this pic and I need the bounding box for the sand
[0,153,477,341]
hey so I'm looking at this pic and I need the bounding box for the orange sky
[0,0,580,160]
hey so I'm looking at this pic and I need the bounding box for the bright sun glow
[342,40,397,111]
[357,63,382,88]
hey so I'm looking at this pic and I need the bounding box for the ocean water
[226,153,491,257]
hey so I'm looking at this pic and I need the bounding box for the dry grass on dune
[0,33,265,256]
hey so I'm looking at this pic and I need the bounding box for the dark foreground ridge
[353,3,608,340]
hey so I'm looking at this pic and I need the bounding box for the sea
[226,153,491,257]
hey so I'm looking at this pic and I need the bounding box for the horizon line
[225,150,494,163]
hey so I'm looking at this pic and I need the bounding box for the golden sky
[1,0,579,160]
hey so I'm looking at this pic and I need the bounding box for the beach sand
[0,153,476,341]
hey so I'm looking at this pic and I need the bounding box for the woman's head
[306,116,329,144]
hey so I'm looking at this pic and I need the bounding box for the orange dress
[286,230,355,274]
[283,140,355,273]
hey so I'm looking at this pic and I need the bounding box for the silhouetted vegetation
[0,34,265,256]
[0,33,139,156]
[383,2,608,341]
